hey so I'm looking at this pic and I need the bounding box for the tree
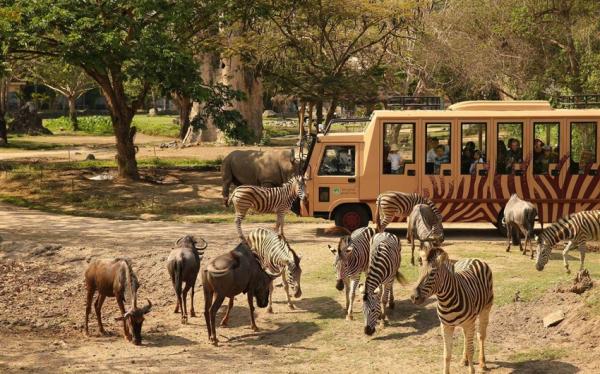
[7,0,238,179]
[21,58,95,131]
[0,5,17,146]
[257,0,414,126]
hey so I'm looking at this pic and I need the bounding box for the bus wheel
[334,205,369,232]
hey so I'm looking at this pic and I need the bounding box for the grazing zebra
[503,194,539,258]
[362,232,403,336]
[229,175,306,241]
[220,228,302,325]
[411,248,494,374]
[535,210,600,273]
[407,204,444,266]
[375,191,442,233]
[328,226,378,320]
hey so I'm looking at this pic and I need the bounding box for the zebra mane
[540,213,576,245]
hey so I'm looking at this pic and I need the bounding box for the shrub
[44,116,113,135]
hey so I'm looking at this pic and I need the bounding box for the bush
[44,116,113,135]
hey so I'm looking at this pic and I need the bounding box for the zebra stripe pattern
[247,228,302,312]
[376,191,442,232]
[411,248,493,374]
[362,232,401,336]
[229,175,305,240]
[535,210,600,273]
[407,203,444,266]
[328,227,376,320]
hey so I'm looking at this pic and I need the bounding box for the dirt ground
[1,204,600,373]
[0,134,285,162]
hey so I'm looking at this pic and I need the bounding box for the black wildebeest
[84,258,152,345]
[503,194,540,258]
[167,235,207,323]
[202,242,272,346]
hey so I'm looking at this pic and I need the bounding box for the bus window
[570,122,597,174]
[426,123,451,175]
[461,123,487,175]
[383,123,414,175]
[318,145,356,176]
[533,122,560,175]
[497,122,523,174]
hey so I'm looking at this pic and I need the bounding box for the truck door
[312,144,362,228]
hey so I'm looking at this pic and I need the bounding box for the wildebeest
[222,149,299,206]
[503,194,539,258]
[167,235,207,324]
[84,258,152,345]
[202,242,273,345]
[407,204,444,265]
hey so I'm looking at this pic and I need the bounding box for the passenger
[433,145,449,175]
[387,144,404,174]
[506,138,523,172]
[426,137,440,163]
[578,149,594,174]
[461,141,476,174]
[533,139,547,174]
[497,140,508,174]
[338,148,353,173]
[469,149,484,175]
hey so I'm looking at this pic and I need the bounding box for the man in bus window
[433,145,449,174]
[506,138,523,171]
[387,144,404,174]
[533,139,547,174]
[426,137,440,163]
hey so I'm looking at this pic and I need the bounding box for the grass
[1,137,68,151]
[508,348,567,363]
[42,114,179,138]
[1,158,221,171]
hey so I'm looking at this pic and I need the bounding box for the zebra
[535,210,600,273]
[375,191,442,233]
[411,248,493,374]
[407,203,444,266]
[219,228,302,325]
[327,226,378,320]
[362,232,403,336]
[229,175,306,241]
[503,194,539,258]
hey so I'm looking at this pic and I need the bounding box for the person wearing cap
[387,144,404,174]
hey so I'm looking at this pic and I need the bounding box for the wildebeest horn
[196,237,208,250]
[115,311,131,321]
[142,299,152,314]
[175,237,183,246]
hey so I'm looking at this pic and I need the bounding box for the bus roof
[372,100,600,119]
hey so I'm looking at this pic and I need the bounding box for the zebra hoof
[462,358,469,366]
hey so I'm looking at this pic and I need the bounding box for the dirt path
[0,204,597,373]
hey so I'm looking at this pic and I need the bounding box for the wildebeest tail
[174,258,183,301]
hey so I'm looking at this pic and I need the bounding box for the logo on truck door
[332,186,357,195]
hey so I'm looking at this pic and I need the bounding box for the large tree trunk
[172,93,192,140]
[67,95,79,131]
[0,113,7,146]
[0,78,7,146]
[222,55,263,142]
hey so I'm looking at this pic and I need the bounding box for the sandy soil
[0,134,285,162]
[0,204,599,373]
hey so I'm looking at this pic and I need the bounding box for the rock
[8,104,53,135]
[543,310,565,327]
[148,108,158,116]
[263,109,278,118]
[85,154,96,161]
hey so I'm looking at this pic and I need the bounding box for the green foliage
[44,116,112,135]
[132,115,180,138]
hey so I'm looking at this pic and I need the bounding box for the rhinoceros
[222,149,299,206]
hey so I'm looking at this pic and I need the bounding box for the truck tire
[334,204,370,232]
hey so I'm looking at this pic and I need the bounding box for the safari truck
[298,100,600,232]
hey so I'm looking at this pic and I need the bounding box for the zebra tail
[395,271,407,285]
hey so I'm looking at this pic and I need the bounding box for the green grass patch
[1,137,67,151]
[508,348,567,363]
[2,158,221,171]
[132,115,179,137]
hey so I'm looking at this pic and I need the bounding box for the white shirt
[388,153,402,171]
